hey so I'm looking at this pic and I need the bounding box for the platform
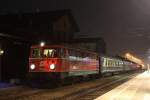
[95,71,150,100]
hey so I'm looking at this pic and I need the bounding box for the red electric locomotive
[28,43,100,81]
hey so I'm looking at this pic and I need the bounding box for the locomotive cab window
[31,48,41,58]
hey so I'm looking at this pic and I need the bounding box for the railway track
[0,86,45,100]
[0,71,142,100]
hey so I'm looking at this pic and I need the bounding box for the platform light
[30,64,35,70]
[0,49,4,55]
[125,52,145,68]
[40,42,45,47]
[125,53,131,58]
[49,64,55,70]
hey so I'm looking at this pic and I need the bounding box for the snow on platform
[95,71,150,100]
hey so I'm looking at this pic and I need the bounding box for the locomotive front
[28,44,68,80]
[28,43,100,82]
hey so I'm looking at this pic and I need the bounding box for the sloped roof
[0,9,79,40]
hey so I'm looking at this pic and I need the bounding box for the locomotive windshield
[43,49,57,57]
[43,48,65,58]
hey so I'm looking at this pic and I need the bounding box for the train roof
[101,55,138,63]
[31,44,65,48]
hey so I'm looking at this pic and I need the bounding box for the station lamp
[0,49,4,55]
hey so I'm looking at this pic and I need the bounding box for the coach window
[110,60,112,67]
[118,61,120,66]
[115,61,117,67]
[103,58,106,67]
[109,60,112,67]
[119,61,123,67]
[108,61,110,67]
[114,60,116,66]
[112,60,114,66]
[108,60,110,67]
[112,61,114,67]
[105,58,108,67]
[117,61,119,67]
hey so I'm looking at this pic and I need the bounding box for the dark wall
[69,37,107,54]
[1,38,30,81]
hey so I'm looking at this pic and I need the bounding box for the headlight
[30,64,35,70]
[49,64,55,70]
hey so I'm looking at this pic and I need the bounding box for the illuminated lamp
[0,50,4,55]
[30,64,35,70]
[40,42,45,47]
[125,53,131,58]
[49,64,55,70]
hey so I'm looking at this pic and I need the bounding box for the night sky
[0,0,150,60]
